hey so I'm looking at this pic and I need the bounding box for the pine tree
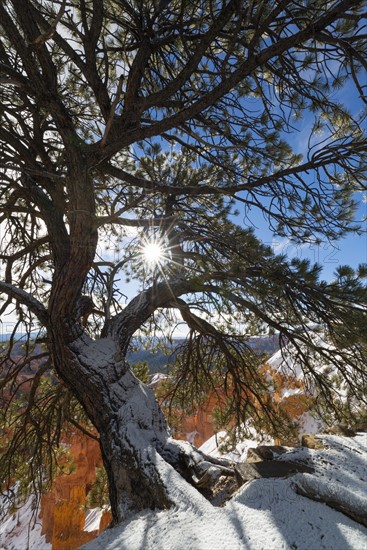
[0,0,366,525]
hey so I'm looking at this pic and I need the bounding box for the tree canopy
[1,0,367,522]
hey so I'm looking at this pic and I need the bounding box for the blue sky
[229,202,367,284]
[255,201,367,282]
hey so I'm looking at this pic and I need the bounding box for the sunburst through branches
[142,241,164,266]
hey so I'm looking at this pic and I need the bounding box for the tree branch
[92,0,360,160]
[96,213,177,228]
[0,282,49,326]
[101,137,367,198]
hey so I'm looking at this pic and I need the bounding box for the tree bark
[50,332,173,524]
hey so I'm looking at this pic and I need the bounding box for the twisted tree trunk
[50,332,168,523]
[50,330,233,525]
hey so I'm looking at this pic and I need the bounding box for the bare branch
[0,282,49,326]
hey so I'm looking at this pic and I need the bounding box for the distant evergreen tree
[130,361,151,384]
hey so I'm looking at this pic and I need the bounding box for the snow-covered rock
[82,433,367,550]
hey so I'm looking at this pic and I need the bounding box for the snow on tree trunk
[95,371,173,524]
[51,334,173,524]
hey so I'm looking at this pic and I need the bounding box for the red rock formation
[40,431,112,549]
[173,392,223,447]
[168,362,312,448]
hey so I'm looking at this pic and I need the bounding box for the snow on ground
[82,433,367,550]
[199,431,228,456]
[278,433,367,527]
[266,333,341,389]
[200,430,274,462]
[267,347,302,379]
[84,508,104,533]
[0,496,50,550]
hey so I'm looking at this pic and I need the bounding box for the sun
[142,241,164,266]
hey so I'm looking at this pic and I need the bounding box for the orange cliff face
[166,361,313,448]
[40,431,111,550]
[171,392,224,447]
[0,348,112,550]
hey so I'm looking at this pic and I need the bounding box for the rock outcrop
[40,432,111,549]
